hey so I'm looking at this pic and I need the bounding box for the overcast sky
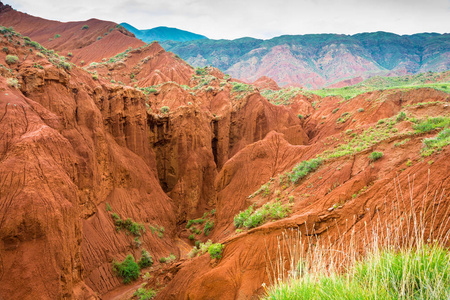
[6,0,450,39]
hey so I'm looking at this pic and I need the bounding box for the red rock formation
[0,1,144,64]
[87,42,194,87]
[253,76,280,90]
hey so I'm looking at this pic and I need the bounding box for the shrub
[54,34,61,39]
[6,78,19,88]
[2,47,8,53]
[133,287,156,300]
[396,111,406,122]
[60,61,71,71]
[332,108,339,114]
[67,52,72,57]
[82,25,89,30]
[134,287,156,300]
[203,220,214,236]
[92,74,98,80]
[208,243,224,259]
[112,255,140,284]
[188,234,195,240]
[297,114,303,119]
[160,106,170,114]
[234,205,254,228]
[138,249,153,269]
[358,108,364,112]
[105,202,112,211]
[160,253,176,263]
[368,151,383,162]
[5,55,18,65]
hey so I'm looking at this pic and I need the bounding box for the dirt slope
[0,2,144,64]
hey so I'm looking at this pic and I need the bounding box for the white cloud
[6,0,450,39]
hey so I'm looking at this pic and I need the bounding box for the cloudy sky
[6,0,450,39]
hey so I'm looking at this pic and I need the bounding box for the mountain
[161,32,450,89]
[120,22,208,42]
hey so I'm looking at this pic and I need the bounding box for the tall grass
[264,175,450,299]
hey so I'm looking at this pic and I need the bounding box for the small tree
[82,25,89,30]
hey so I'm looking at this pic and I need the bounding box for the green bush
[208,243,224,259]
[368,151,383,162]
[135,287,156,299]
[332,108,339,114]
[2,47,8,53]
[112,254,140,284]
[203,220,214,236]
[186,218,205,228]
[54,34,61,39]
[134,287,156,300]
[138,249,153,269]
[5,55,18,65]
[188,234,195,240]
[234,205,254,228]
[160,106,170,114]
[358,108,364,112]
[396,111,406,122]
[110,213,145,236]
[82,25,89,30]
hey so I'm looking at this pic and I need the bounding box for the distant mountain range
[120,23,208,43]
[161,32,450,88]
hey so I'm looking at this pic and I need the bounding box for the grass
[263,177,450,300]
[283,158,323,184]
[421,128,450,157]
[413,116,450,134]
[234,201,291,229]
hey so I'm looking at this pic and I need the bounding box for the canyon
[0,2,449,300]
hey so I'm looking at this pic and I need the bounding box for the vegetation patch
[5,55,18,65]
[112,254,140,284]
[421,128,450,157]
[264,245,450,300]
[234,201,291,229]
[368,151,383,162]
[110,213,145,236]
[134,287,157,300]
[159,253,176,263]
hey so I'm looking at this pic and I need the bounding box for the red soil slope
[86,42,194,87]
[0,2,144,64]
